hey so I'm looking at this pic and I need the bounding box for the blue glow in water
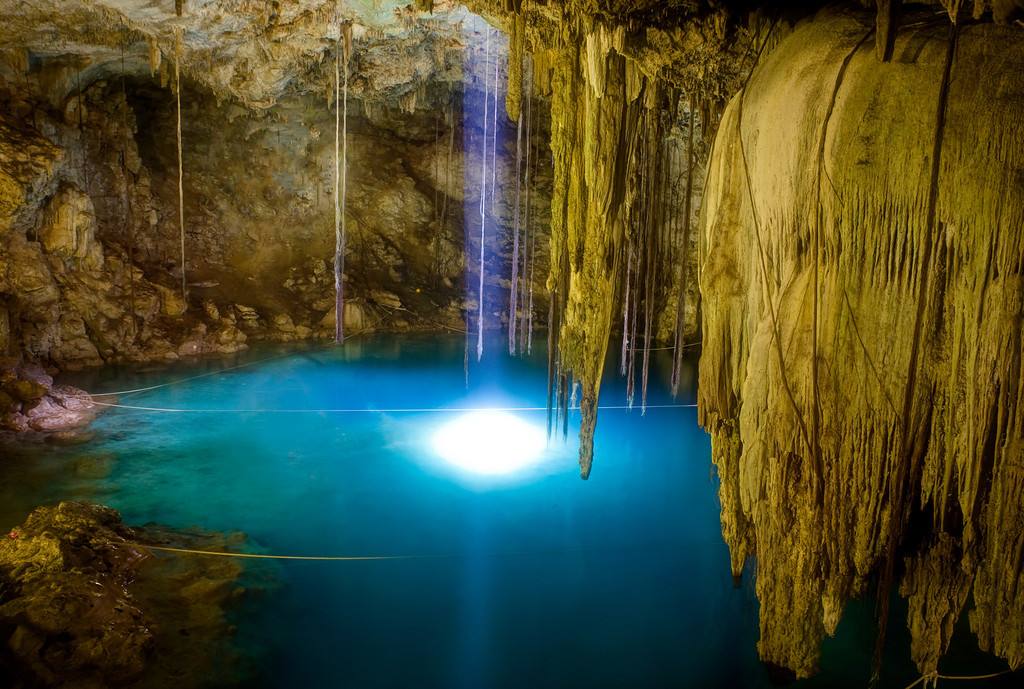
[2,335,1013,688]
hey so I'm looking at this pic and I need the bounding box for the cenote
[0,337,1015,688]
[1,1,1023,688]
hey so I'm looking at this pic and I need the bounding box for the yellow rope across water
[903,669,1012,689]
[85,346,331,398]
[138,543,427,561]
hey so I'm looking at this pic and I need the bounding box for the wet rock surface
[698,7,1024,679]
[0,501,251,689]
[0,12,555,371]
[0,360,97,435]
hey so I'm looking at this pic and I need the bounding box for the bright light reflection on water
[431,410,548,476]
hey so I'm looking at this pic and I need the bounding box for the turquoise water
[0,335,1016,688]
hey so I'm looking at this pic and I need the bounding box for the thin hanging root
[333,29,341,341]
[671,95,697,395]
[526,225,536,354]
[560,371,570,440]
[546,285,561,438]
[525,91,538,355]
[477,28,491,362]
[620,242,633,375]
[490,45,499,208]
[444,94,454,226]
[519,71,534,355]
[76,69,89,192]
[640,118,663,414]
[174,28,187,307]
[508,106,523,354]
[120,43,137,338]
[333,20,352,344]
[433,110,441,282]
[625,121,648,409]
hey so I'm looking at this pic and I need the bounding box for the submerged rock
[0,502,253,689]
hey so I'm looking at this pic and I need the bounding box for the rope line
[86,347,330,398]
[87,401,698,414]
[138,541,697,562]
[82,342,699,399]
[138,543,426,561]
[903,669,1012,689]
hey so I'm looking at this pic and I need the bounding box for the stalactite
[147,36,161,76]
[174,28,187,307]
[698,9,1024,678]
[542,25,652,476]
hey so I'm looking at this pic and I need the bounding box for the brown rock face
[0,361,96,433]
[0,501,251,688]
[0,3,554,371]
[698,8,1024,678]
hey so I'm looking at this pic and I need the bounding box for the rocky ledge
[0,501,253,688]
[0,359,97,435]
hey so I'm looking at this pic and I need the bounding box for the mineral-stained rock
[0,501,251,688]
[0,361,97,435]
[4,378,46,404]
[0,503,152,685]
[37,184,104,270]
[698,7,1024,678]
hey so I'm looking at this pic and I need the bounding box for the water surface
[1,335,1013,688]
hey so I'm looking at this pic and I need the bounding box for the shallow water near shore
[0,334,1014,688]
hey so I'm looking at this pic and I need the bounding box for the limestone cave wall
[0,12,555,369]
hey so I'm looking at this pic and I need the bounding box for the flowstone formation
[0,501,252,688]
[474,0,1023,680]
[698,6,1023,679]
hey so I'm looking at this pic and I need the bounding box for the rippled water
[0,335,1014,688]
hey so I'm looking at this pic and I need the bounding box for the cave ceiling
[0,0,473,108]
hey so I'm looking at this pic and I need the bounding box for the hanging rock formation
[473,0,747,476]
[698,6,1023,678]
